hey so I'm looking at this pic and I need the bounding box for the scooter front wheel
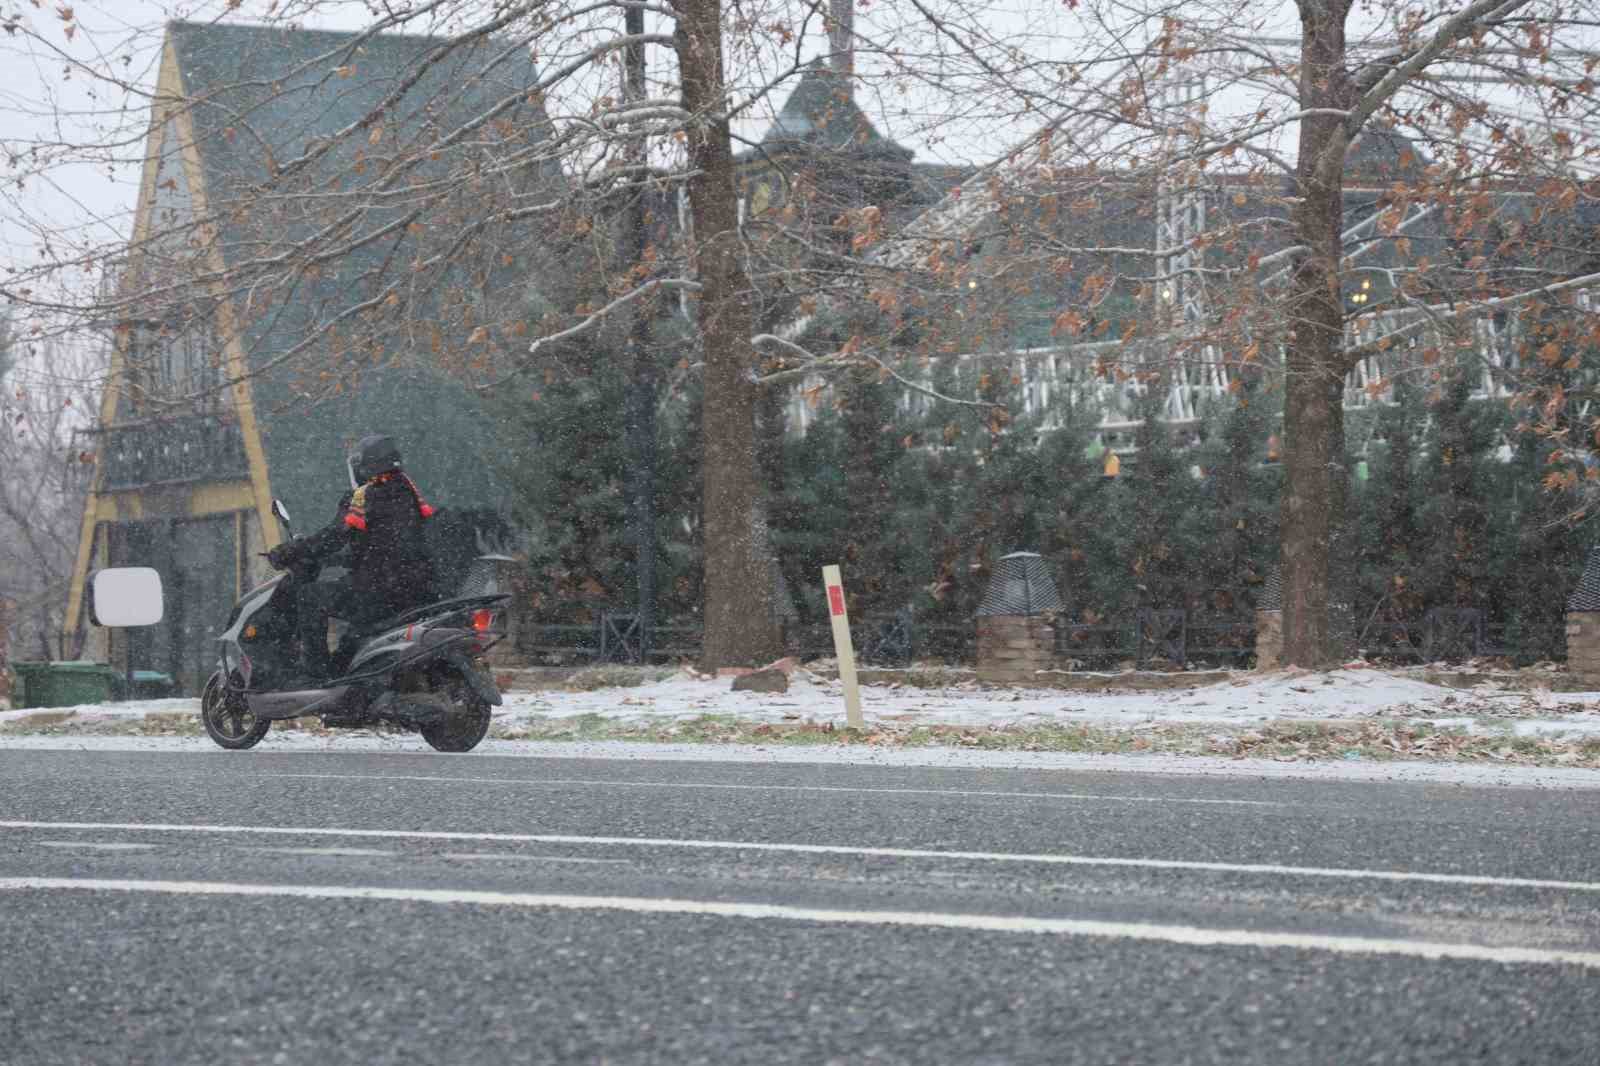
[201,671,271,750]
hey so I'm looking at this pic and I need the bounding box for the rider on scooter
[267,434,441,682]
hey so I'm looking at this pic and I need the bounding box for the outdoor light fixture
[976,552,1065,617]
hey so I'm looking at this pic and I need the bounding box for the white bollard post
[822,564,864,729]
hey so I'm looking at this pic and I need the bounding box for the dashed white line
[442,853,630,865]
[4,819,1596,894]
[3,876,1597,968]
[36,841,155,852]
[245,772,1287,808]
[238,846,398,858]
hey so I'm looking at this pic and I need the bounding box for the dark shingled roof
[164,20,563,526]
[1344,128,1428,185]
[977,552,1064,617]
[758,62,912,162]
[1567,547,1600,611]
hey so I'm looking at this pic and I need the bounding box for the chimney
[828,0,854,87]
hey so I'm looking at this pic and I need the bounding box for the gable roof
[757,62,913,162]
[162,20,564,525]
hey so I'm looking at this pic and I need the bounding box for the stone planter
[1254,608,1283,670]
[1563,614,1600,688]
[1566,546,1600,688]
[975,551,1063,685]
[976,615,1056,684]
[1254,565,1282,671]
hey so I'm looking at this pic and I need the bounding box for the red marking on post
[827,586,846,617]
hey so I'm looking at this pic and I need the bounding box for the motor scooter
[199,499,511,752]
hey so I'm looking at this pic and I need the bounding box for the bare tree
[2,0,798,667]
[5,0,1600,671]
[0,314,98,659]
[750,1,1600,666]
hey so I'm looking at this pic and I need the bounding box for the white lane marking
[36,841,155,852]
[4,819,1596,894]
[443,853,630,865]
[247,772,1286,808]
[2,877,1597,968]
[238,847,398,859]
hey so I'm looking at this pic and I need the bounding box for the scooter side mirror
[88,567,165,628]
[271,498,291,535]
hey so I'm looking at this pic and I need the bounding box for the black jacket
[298,472,441,618]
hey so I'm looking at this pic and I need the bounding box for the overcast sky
[2,0,1588,307]
[0,0,1008,280]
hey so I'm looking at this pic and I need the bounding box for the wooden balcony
[91,413,250,491]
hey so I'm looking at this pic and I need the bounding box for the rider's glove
[266,542,298,570]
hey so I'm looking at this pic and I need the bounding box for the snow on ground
[489,665,1600,734]
[3,666,1598,737]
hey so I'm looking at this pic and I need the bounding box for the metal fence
[1357,610,1565,664]
[511,607,1564,669]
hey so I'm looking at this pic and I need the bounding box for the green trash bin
[11,661,121,709]
[129,670,177,700]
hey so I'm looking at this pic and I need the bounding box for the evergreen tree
[1482,429,1587,662]
[1347,376,1426,646]
[1189,384,1281,616]
[1416,374,1499,610]
[1121,379,1199,611]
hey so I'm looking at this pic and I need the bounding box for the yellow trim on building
[188,480,257,517]
[63,38,187,641]
[65,32,281,640]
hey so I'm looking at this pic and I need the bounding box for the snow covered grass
[3,664,1599,767]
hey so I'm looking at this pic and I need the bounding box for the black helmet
[349,434,403,485]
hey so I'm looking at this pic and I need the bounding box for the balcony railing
[91,413,250,491]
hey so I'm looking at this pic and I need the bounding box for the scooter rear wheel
[420,674,491,753]
[201,671,271,750]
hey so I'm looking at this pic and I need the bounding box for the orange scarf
[344,471,435,531]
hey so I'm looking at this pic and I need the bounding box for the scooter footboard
[245,686,351,720]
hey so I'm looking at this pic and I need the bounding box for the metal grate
[1568,547,1600,612]
[1257,565,1282,611]
[976,552,1063,617]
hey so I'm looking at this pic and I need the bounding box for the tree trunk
[674,0,783,668]
[1281,0,1355,667]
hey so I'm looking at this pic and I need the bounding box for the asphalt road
[2,747,1598,1064]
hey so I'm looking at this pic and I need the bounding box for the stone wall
[1255,608,1282,671]
[1566,612,1600,688]
[976,614,1054,684]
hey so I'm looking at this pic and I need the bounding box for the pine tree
[1416,374,1499,611]
[1190,385,1281,616]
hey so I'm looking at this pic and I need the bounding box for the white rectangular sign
[821,564,863,729]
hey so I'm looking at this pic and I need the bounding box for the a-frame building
[67,21,560,692]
